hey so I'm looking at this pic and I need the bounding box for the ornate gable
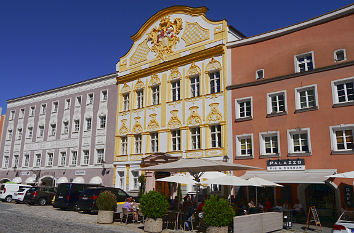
[182,22,210,46]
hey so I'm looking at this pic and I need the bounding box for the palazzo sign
[75,170,86,176]
[267,159,305,171]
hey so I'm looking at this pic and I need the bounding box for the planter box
[206,226,228,233]
[144,218,163,233]
[233,212,282,233]
[97,210,114,224]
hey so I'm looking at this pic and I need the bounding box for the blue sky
[0,0,351,113]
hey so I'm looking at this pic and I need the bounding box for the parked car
[0,183,32,202]
[23,186,56,206]
[332,211,354,233]
[13,187,31,203]
[77,187,129,213]
[53,183,102,210]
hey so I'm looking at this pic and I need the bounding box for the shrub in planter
[96,191,117,224]
[140,191,169,232]
[203,195,235,233]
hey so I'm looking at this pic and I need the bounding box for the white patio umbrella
[247,176,283,206]
[200,171,227,180]
[156,173,197,185]
[326,171,354,178]
[203,175,260,186]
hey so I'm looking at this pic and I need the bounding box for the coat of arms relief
[147,16,183,60]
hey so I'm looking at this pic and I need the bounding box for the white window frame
[287,128,312,155]
[209,70,221,94]
[17,128,22,140]
[135,134,142,154]
[34,154,41,167]
[191,127,201,150]
[190,75,200,97]
[99,115,106,129]
[65,99,71,110]
[3,156,9,168]
[136,89,144,109]
[331,77,354,105]
[121,136,128,155]
[86,118,92,131]
[117,170,125,189]
[87,93,94,105]
[52,101,59,113]
[101,90,108,102]
[267,90,287,114]
[50,124,56,136]
[74,119,80,132]
[9,110,15,121]
[171,80,180,101]
[19,109,24,119]
[76,96,82,107]
[256,69,264,80]
[13,155,19,168]
[7,129,12,140]
[152,86,159,105]
[71,151,78,166]
[295,84,318,110]
[171,130,181,151]
[59,152,66,167]
[30,106,35,117]
[41,104,46,115]
[210,124,222,148]
[329,124,354,153]
[151,132,158,153]
[334,49,346,62]
[235,97,253,120]
[259,131,280,157]
[38,125,44,138]
[294,51,315,73]
[63,121,69,135]
[82,150,90,165]
[235,134,254,158]
[47,152,54,167]
[96,149,104,164]
[23,154,30,168]
[27,127,33,138]
[130,170,140,191]
[123,93,130,111]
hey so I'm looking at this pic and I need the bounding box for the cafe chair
[122,208,135,224]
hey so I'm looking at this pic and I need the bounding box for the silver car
[332,211,354,233]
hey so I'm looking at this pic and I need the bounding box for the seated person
[184,201,195,230]
[123,197,138,222]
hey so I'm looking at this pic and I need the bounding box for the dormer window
[295,52,314,72]
[256,69,264,80]
[334,49,346,62]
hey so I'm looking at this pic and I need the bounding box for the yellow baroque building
[113,6,243,193]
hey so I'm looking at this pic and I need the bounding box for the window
[41,104,46,115]
[171,130,181,151]
[330,125,353,153]
[123,93,129,111]
[191,127,201,150]
[63,121,69,134]
[27,127,33,138]
[71,151,78,165]
[99,115,106,129]
[287,128,311,155]
[30,106,35,116]
[121,136,127,155]
[259,132,280,156]
[332,77,354,105]
[17,128,22,140]
[236,134,253,157]
[74,120,80,132]
[13,155,19,168]
[209,70,221,94]
[256,69,264,80]
[210,125,221,148]
[295,85,318,110]
[101,90,108,101]
[60,152,66,166]
[19,109,25,118]
[190,75,200,97]
[295,52,314,72]
[86,118,92,131]
[132,171,139,190]
[65,99,71,110]
[23,154,30,167]
[3,156,9,168]
[267,91,287,115]
[7,129,13,140]
[117,171,125,189]
[38,126,44,138]
[171,80,180,101]
[83,150,89,165]
[334,49,346,62]
[135,134,142,154]
[97,149,104,164]
[137,90,144,109]
[9,110,15,120]
[35,154,41,167]
[87,93,94,105]
[151,133,158,152]
[152,86,159,105]
[47,153,54,166]
[50,124,56,136]
[76,96,82,107]
[235,97,252,119]
[52,102,58,113]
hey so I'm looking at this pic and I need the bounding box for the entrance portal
[40,176,55,187]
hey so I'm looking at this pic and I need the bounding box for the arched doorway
[39,176,55,187]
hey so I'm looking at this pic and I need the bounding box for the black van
[53,183,101,209]
[77,187,129,213]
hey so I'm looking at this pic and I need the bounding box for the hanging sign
[267,159,305,171]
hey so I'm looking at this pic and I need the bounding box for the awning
[89,176,102,185]
[72,177,85,184]
[12,177,22,184]
[25,177,36,184]
[57,177,68,184]
[241,169,337,184]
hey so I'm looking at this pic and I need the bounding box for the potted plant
[96,191,117,224]
[203,195,235,233]
[140,191,169,232]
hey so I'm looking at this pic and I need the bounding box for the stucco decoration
[206,103,222,123]
[181,22,210,46]
[130,39,150,66]
[147,113,160,131]
[167,110,182,129]
[168,67,182,82]
[134,79,145,90]
[132,117,143,134]
[119,119,129,135]
[206,57,222,73]
[149,74,161,87]
[121,83,131,94]
[147,16,183,60]
[187,62,201,77]
[187,106,202,125]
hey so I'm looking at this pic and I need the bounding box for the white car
[332,211,354,233]
[0,183,32,202]
[13,187,31,203]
